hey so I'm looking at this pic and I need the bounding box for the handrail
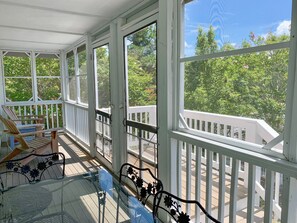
[125,120,157,134]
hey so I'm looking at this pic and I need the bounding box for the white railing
[3,101,63,129]
[64,102,90,146]
[184,109,282,151]
[128,105,285,222]
[127,106,157,147]
[169,132,294,222]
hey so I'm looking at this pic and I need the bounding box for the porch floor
[0,134,267,222]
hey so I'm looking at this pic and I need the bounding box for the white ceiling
[0,0,145,51]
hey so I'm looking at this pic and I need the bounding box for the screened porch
[1,0,297,222]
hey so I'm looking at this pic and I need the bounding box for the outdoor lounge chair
[0,115,59,164]
[1,105,45,147]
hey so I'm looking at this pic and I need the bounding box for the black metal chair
[119,163,163,205]
[117,163,163,222]
[0,152,65,206]
[153,190,221,223]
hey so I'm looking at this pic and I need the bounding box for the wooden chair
[153,190,221,223]
[2,105,45,145]
[0,115,59,165]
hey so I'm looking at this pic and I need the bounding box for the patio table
[0,169,157,223]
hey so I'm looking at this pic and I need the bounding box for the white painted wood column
[110,19,127,174]
[31,51,38,102]
[0,51,4,105]
[158,0,174,191]
[282,0,297,221]
[86,34,96,157]
[60,51,67,129]
[0,51,5,133]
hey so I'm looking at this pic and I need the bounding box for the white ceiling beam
[0,0,110,18]
[0,38,69,46]
[0,25,84,36]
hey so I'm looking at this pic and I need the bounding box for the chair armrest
[17,114,46,118]
[11,118,43,122]
[16,124,44,129]
[19,128,61,137]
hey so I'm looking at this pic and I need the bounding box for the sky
[184,0,292,56]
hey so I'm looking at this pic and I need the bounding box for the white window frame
[176,0,296,159]
[2,50,61,103]
[77,44,88,105]
[35,53,62,101]
[93,39,111,111]
[65,44,88,106]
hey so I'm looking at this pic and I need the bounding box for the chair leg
[36,125,43,137]
[51,131,58,153]
[0,148,23,164]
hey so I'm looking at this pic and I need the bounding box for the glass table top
[0,169,156,223]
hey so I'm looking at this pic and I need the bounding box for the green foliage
[96,46,111,108]
[78,50,88,104]
[3,54,61,101]
[185,27,289,133]
[126,24,157,107]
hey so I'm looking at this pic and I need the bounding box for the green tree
[126,23,157,106]
[96,46,111,108]
[184,27,289,133]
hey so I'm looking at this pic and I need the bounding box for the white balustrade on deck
[128,105,284,222]
[9,102,285,221]
[64,102,90,147]
[4,101,63,130]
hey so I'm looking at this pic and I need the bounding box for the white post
[31,51,38,103]
[86,34,96,157]
[282,0,297,221]
[110,19,127,174]
[158,0,174,192]
[0,51,5,134]
[60,50,67,130]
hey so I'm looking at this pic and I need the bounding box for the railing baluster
[195,147,202,222]
[229,158,239,222]
[238,127,242,140]
[247,164,256,223]
[211,122,214,133]
[264,170,274,223]
[177,140,182,198]
[55,104,59,128]
[218,154,226,222]
[51,104,54,129]
[206,150,213,223]
[46,104,49,129]
[186,143,192,215]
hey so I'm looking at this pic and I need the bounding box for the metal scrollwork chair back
[119,163,163,205]
[0,153,65,192]
[153,190,221,223]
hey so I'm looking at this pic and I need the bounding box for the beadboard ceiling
[0,0,145,51]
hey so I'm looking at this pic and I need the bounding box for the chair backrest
[2,105,21,125]
[119,163,163,205]
[153,190,221,223]
[0,152,65,191]
[0,115,29,150]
